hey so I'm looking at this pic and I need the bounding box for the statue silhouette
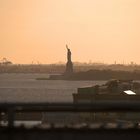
[66,44,71,62]
[65,44,73,75]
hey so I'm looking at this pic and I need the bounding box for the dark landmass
[0,63,140,73]
[1,64,140,80]
[69,69,140,80]
[47,69,140,80]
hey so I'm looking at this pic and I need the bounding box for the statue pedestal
[65,61,73,75]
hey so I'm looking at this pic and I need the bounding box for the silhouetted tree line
[0,65,65,73]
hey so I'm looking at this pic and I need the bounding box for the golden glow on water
[0,0,140,64]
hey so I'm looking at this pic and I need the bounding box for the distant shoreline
[0,64,140,74]
[1,65,140,80]
[36,69,140,81]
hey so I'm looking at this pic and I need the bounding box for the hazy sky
[0,0,140,64]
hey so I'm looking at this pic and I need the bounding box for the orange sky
[0,0,140,64]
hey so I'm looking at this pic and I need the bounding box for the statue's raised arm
[66,44,69,50]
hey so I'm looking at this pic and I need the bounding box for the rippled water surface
[0,74,106,103]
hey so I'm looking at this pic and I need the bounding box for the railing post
[8,107,15,128]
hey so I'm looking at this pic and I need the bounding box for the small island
[37,45,140,81]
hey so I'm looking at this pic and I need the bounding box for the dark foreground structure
[1,102,140,140]
[1,127,140,140]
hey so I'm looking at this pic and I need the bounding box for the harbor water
[0,73,106,103]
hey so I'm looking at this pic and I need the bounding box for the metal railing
[1,101,140,140]
[0,101,140,128]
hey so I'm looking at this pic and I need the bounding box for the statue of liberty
[66,44,72,62]
[65,44,73,75]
